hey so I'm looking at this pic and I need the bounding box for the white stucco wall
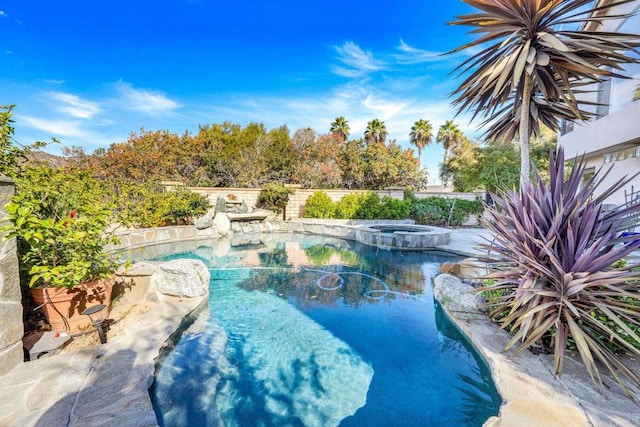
[583,155,640,206]
[559,100,640,160]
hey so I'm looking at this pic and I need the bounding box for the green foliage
[335,193,364,219]
[409,119,433,162]
[449,0,640,184]
[364,118,387,144]
[477,142,521,192]
[304,191,411,220]
[0,105,49,178]
[2,167,120,288]
[257,182,295,217]
[355,192,382,219]
[378,197,410,220]
[441,137,482,191]
[330,116,350,142]
[337,138,425,190]
[66,118,425,191]
[480,148,640,397]
[410,197,483,226]
[117,183,210,228]
[443,131,558,193]
[304,244,334,266]
[303,191,336,219]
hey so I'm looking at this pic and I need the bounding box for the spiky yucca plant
[481,148,640,397]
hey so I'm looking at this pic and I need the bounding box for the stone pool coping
[0,293,206,426]
[1,224,639,426]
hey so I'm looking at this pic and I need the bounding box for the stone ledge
[433,273,640,427]
[0,293,206,427]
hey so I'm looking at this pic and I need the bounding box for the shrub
[303,191,336,218]
[411,197,448,225]
[2,167,120,288]
[257,182,295,219]
[410,196,483,226]
[355,192,381,219]
[335,193,364,219]
[117,182,210,227]
[480,148,640,397]
[378,196,410,220]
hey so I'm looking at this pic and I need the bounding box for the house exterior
[557,0,640,206]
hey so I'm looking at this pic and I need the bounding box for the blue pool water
[137,234,501,426]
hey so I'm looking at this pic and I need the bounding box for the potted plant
[2,166,122,333]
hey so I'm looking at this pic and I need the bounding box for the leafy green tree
[0,105,49,178]
[436,120,462,165]
[441,137,482,192]
[478,143,521,193]
[444,129,558,193]
[448,0,640,184]
[264,125,295,183]
[338,138,424,190]
[364,119,387,144]
[330,116,350,142]
[3,167,120,288]
[409,119,433,167]
[197,122,294,187]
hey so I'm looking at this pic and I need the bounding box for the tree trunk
[519,74,533,187]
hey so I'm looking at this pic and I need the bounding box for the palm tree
[330,116,350,142]
[436,120,461,164]
[634,83,640,102]
[364,119,387,144]
[448,0,640,185]
[409,119,433,167]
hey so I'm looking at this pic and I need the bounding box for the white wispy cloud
[0,11,6,17]
[46,92,102,119]
[394,39,444,64]
[332,42,386,78]
[114,81,180,115]
[17,115,88,138]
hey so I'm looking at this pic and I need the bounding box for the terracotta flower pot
[30,276,115,333]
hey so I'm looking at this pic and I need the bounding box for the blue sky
[1,1,482,182]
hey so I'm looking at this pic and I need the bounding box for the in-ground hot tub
[355,223,451,250]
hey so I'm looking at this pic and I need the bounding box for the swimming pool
[136,233,501,426]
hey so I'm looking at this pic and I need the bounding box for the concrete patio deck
[0,228,638,426]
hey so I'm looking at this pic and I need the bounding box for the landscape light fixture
[81,304,108,344]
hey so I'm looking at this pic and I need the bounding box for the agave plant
[480,148,640,397]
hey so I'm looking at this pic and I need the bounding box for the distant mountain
[29,151,68,168]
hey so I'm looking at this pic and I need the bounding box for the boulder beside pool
[150,259,210,298]
[433,273,484,320]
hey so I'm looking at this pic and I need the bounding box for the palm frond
[448,0,640,140]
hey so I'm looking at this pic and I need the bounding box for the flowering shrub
[3,167,121,288]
